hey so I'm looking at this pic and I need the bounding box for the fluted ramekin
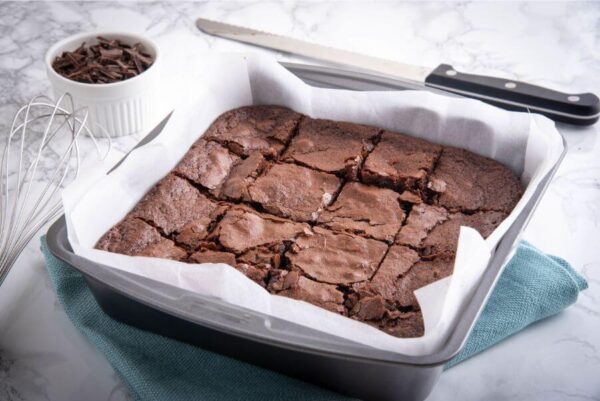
[45,31,161,137]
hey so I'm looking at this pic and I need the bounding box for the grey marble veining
[0,2,599,401]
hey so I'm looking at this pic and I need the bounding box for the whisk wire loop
[0,93,111,286]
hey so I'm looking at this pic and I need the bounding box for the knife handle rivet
[568,95,580,102]
[505,82,517,89]
[445,69,457,76]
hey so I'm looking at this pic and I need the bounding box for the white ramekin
[45,31,161,137]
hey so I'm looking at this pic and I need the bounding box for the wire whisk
[0,94,111,286]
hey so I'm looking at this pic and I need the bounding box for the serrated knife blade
[196,18,599,126]
[196,17,430,82]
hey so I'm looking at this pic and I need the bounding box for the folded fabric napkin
[41,238,587,401]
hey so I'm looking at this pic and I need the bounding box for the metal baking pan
[46,63,567,401]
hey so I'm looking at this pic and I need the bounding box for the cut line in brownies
[96,105,524,339]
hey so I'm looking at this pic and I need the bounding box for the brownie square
[282,118,379,179]
[346,245,419,321]
[174,139,239,195]
[396,203,506,255]
[394,256,455,308]
[362,131,442,191]
[268,270,345,314]
[218,152,267,201]
[210,205,310,267]
[248,163,342,222]
[130,174,222,238]
[395,203,449,248]
[96,218,186,261]
[189,249,237,265]
[378,311,425,338]
[188,248,269,286]
[174,204,229,251]
[428,146,523,213]
[318,182,406,242]
[287,227,388,285]
[361,245,420,302]
[203,106,302,158]
[420,210,507,256]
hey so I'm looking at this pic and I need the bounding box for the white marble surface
[0,1,599,400]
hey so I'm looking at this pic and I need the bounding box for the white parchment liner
[63,54,564,356]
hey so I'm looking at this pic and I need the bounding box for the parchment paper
[62,53,564,356]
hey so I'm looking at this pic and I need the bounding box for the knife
[107,111,173,175]
[196,18,599,126]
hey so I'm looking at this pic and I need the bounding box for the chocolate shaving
[52,36,154,84]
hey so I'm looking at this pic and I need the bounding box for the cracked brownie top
[95,105,523,339]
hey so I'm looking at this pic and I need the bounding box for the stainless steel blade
[107,111,173,175]
[196,18,430,82]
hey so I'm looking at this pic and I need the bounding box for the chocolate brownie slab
[345,246,421,331]
[248,163,342,222]
[207,206,310,285]
[174,139,239,195]
[395,203,449,248]
[189,249,237,265]
[96,218,186,261]
[268,269,345,314]
[96,105,525,339]
[203,106,302,158]
[188,248,269,286]
[175,204,229,251]
[361,245,420,302]
[218,152,267,201]
[174,139,266,201]
[396,203,506,254]
[318,182,406,242]
[420,210,507,256]
[287,226,388,285]
[282,118,379,179]
[130,174,222,238]
[428,146,523,213]
[362,131,442,191]
[211,205,310,253]
[378,311,425,338]
[394,256,455,308]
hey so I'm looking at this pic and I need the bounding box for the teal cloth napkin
[41,238,587,401]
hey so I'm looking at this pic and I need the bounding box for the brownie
[318,182,405,242]
[96,218,186,261]
[362,131,442,191]
[342,245,449,338]
[130,174,220,237]
[96,105,524,340]
[188,248,269,286]
[206,206,310,285]
[174,139,239,195]
[203,105,302,158]
[175,205,229,251]
[395,203,449,248]
[268,269,345,314]
[248,163,341,222]
[394,256,455,309]
[361,245,420,302]
[218,152,267,201]
[287,227,388,285]
[378,311,425,338]
[211,205,310,254]
[396,203,506,255]
[428,146,523,213]
[421,211,507,256]
[282,118,379,179]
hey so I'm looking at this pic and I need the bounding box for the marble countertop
[1,2,599,400]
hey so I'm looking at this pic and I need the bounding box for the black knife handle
[424,64,599,126]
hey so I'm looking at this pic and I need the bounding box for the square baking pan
[45,63,567,401]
